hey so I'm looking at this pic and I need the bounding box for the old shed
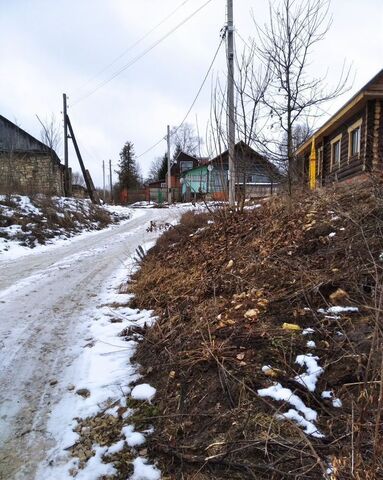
[0,115,65,195]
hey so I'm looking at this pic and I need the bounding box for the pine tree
[117,141,141,189]
[158,153,168,180]
[172,144,182,161]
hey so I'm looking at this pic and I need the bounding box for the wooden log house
[295,69,383,187]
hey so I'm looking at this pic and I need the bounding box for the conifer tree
[117,141,141,189]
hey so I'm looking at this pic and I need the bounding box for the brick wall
[0,151,65,195]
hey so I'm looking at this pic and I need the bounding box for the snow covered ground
[0,207,181,479]
[36,250,161,480]
[0,195,132,259]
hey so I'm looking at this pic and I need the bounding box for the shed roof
[0,114,61,164]
[210,141,282,177]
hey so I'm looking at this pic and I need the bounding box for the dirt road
[0,208,178,480]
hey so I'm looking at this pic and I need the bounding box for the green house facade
[181,142,281,200]
[181,165,227,196]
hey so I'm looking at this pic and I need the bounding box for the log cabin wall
[364,100,375,172]
[379,100,383,168]
[294,70,383,188]
[372,99,383,171]
[322,106,367,184]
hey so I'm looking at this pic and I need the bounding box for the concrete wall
[0,152,65,195]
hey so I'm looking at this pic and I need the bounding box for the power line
[136,36,224,160]
[71,0,192,97]
[71,0,213,106]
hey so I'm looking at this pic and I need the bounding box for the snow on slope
[0,195,132,259]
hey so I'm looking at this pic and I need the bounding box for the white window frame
[347,118,362,161]
[330,134,342,171]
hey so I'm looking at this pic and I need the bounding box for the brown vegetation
[127,177,383,479]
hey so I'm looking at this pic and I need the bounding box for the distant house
[181,141,281,201]
[295,69,383,186]
[0,114,65,195]
[165,151,200,202]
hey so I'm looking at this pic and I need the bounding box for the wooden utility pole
[227,0,236,207]
[66,116,98,204]
[167,125,172,204]
[63,93,69,196]
[109,159,113,203]
[102,160,106,201]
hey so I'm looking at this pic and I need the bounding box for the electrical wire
[135,36,224,160]
[71,0,192,96]
[71,0,213,106]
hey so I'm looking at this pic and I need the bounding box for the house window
[330,134,342,171]
[180,160,194,173]
[348,118,362,160]
[333,142,341,167]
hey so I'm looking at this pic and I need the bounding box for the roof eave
[296,89,383,157]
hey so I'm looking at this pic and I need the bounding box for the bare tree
[279,121,313,175]
[72,171,86,187]
[36,114,61,153]
[146,154,168,183]
[234,42,271,147]
[170,123,203,157]
[205,41,271,204]
[255,0,350,191]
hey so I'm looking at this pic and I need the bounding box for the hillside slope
[128,178,383,479]
[0,195,130,256]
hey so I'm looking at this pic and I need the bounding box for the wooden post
[63,93,69,196]
[227,0,236,207]
[109,159,113,203]
[102,160,106,202]
[167,125,172,204]
[66,115,99,204]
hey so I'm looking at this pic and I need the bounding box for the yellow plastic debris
[282,323,301,331]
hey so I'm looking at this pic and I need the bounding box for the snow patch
[122,425,146,447]
[74,445,116,479]
[321,391,333,399]
[130,457,161,480]
[106,439,126,455]
[302,328,315,335]
[318,306,359,315]
[258,383,317,422]
[258,382,323,437]
[295,354,323,392]
[276,409,324,438]
[131,384,156,402]
[332,398,342,408]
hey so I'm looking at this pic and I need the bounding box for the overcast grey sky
[0,0,382,187]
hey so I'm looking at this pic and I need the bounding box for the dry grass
[126,177,383,479]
